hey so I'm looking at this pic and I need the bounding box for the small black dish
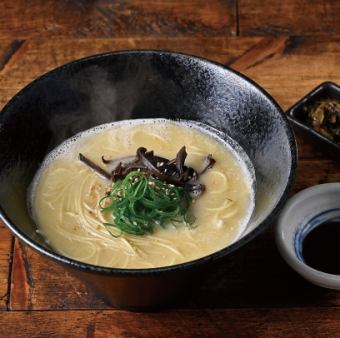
[287,82,340,161]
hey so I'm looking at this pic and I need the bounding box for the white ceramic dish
[276,183,340,289]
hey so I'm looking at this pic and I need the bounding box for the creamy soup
[30,119,254,269]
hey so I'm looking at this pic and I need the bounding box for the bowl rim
[0,49,297,276]
[276,183,340,288]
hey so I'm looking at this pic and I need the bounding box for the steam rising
[48,61,183,148]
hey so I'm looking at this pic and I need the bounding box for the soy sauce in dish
[302,221,340,274]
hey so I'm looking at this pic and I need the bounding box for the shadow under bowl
[0,50,296,309]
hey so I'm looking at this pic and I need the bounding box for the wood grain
[230,35,340,110]
[1,307,340,337]
[2,35,340,311]
[0,0,340,336]
[1,36,339,161]
[0,36,339,114]
[295,160,340,192]
[0,221,12,310]
[8,158,340,311]
[0,36,259,109]
[0,0,236,39]
[9,238,106,311]
[239,0,340,36]
[0,40,24,72]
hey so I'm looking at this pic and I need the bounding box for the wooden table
[0,1,339,336]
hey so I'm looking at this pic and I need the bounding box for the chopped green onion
[100,171,195,236]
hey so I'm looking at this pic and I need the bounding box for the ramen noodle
[30,119,255,268]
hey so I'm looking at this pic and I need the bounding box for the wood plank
[294,160,340,192]
[9,158,340,310]
[2,35,340,310]
[229,35,340,110]
[2,36,340,310]
[9,238,106,310]
[0,35,339,113]
[195,160,340,309]
[1,307,340,337]
[294,133,326,160]
[239,0,340,36]
[1,35,339,121]
[0,221,12,310]
[0,36,261,109]
[0,0,236,39]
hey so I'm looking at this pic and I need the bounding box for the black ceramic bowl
[0,51,296,309]
[287,82,340,161]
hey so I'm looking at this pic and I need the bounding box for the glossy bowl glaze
[0,50,297,309]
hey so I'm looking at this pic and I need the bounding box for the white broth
[30,119,255,268]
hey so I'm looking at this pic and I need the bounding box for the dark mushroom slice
[79,153,111,180]
[200,154,216,175]
[80,146,216,195]
[175,146,187,176]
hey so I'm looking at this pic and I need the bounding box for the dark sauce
[302,221,340,274]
